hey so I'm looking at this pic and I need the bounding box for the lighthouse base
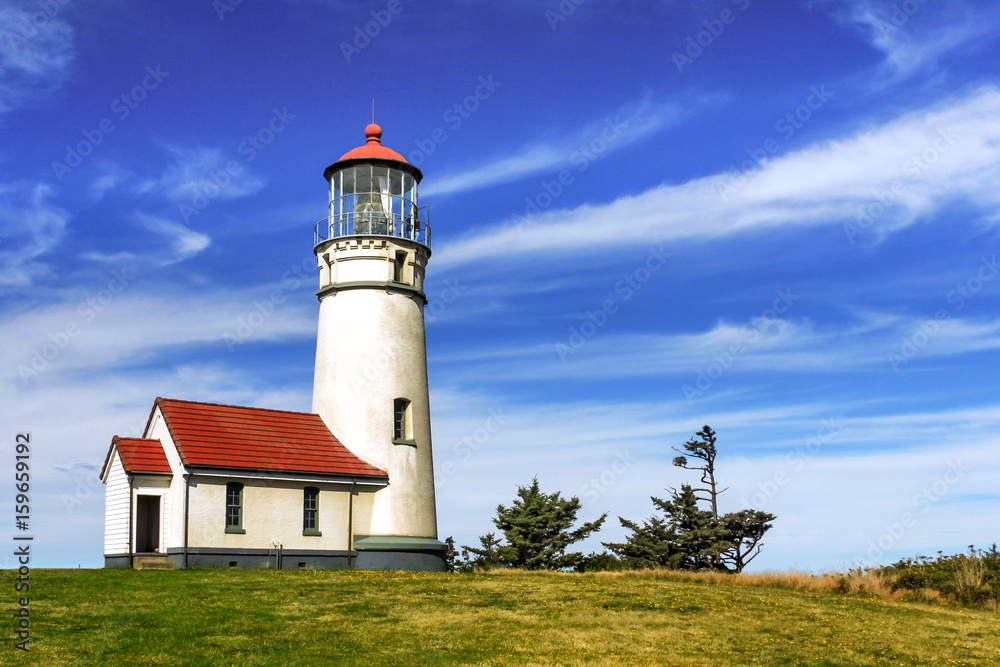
[352,535,448,572]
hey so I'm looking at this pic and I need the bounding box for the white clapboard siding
[103,451,130,554]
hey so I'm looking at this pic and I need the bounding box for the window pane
[390,169,403,196]
[354,165,373,193]
[226,483,242,527]
[394,398,409,440]
[303,487,318,531]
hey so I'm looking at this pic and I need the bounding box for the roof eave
[184,464,389,485]
[322,156,423,183]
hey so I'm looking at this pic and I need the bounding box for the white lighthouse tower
[312,122,444,570]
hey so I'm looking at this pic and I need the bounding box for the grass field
[3,568,999,666]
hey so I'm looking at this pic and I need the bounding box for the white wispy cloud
[421,92,714,197]
[87,162,132,201]
[831,0,1000,83]
[2,285,316,385]
[432,310,1000,383]
[136,145,265,203]
[80,213,211,266]
[136,213,211,262]
[0,182,68,285]
[434,87,1000,269]
[0,5,75,113]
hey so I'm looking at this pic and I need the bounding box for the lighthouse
[100,122,445,572]
[311,122,444,569]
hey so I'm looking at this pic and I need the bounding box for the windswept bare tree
[672,425,727,519]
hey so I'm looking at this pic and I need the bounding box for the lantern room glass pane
[389,169,403,196]
[354,165,372,193]
[323,162,425,245]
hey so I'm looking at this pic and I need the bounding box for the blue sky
[2,0,999,570]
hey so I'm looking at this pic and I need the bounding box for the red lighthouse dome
[337,122,408,163]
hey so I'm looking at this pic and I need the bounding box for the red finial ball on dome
[364,123,382,143]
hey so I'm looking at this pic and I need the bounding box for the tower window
[393,252,407,284]
[393,398,413,443]
[303,487,321,536]
[225,482,245,534]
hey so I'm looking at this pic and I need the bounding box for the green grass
[3,568,999,666]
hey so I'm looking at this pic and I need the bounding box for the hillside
[4,568,998,666]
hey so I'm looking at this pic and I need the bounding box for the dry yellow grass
[485,567,997,610]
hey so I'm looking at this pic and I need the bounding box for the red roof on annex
[100,436,172,479]
[152,397,387,478]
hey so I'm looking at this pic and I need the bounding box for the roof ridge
[157,397,319,418]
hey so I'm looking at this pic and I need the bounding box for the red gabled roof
[100,436,172,479]
[152,397,387,478]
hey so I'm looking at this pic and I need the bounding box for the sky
[1,0,999,571]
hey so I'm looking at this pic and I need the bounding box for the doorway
[135,495,161,553]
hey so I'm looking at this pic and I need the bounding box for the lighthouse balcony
[314,206,431,250]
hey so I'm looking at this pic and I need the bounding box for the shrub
[879,544,1000,608]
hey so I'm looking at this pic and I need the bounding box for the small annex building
[100,398,402,570]
[101,122,446,571]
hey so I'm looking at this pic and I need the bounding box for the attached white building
[101,123,446,571]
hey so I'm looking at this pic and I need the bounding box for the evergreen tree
[443,536,458,572]
[604,484,729,570]
[672,425,725,519]
[607,426,776,573]
[459,532,505,571]
[462,477,607,570]
[605,513,681,569]
[719,508,776,573]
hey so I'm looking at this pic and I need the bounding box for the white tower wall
[312,236,437,539]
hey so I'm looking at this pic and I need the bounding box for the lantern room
[316,123,429,248]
